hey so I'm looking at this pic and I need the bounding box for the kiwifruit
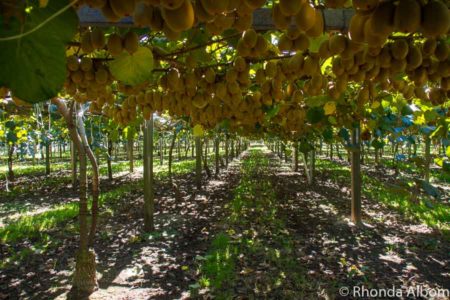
[242,29,258,48]
[133,2,153,27]
[150,7,164,31]
[123,31,139,54]
[293,33,310,52]
[428,87,443,104]
[305,9,323,38]
[421,0,450,38]
[160,0,184,10]
[195,0,214,22]
[201,0,229,15]
[318,40,331,59]
[84,70,95,81]
[71,70,84,84]
[438,60,450,77]
[233,12,253,32]
[272,4,290,30]
[236,39,251,57]
[393,0,421,33]
[329,34,347,55]
[363,20,385,47]
[414,86,427,99]
[109,0,135,17]
[214,13,235,30]
[278,34,293,51]
[81,31,94,53]
[80,57,93,72]
[67,55,79,72]
[279,0,302,17]
[406,44,422,70]
[107,33,123,57]
[390,58,407,74]
[204,68,216,84]
[86,0,107,9]
[435,40,449,61]
[390,39,409,60]
[90,28,105,50]
[264,61,278,78]
[378,47,392,68]
[295,2,316,32]
[254,35,269,56]
[369,1,395,37]
[348,13,367,43]
[101,1,121,22]
[234,56,247,72]
[286,27,301,40]
[161,0,194,32]
[422,38,437,57]
[352,0,379,12]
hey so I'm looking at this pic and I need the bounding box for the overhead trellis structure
[78,6,354,31]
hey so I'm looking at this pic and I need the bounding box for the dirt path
[270,151,449,298]
[0,155,244,300]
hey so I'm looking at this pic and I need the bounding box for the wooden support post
[215,137,220,177]
[128,129,134,173]
[143,117,154,232]
[195,136,202,190]
[424,135,431,183]
[293,141,299,172]
[71,140,78,188]
[351,123,362,225]
[225,135,229,166]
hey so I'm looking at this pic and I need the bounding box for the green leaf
[306,107,325,124]
[446,146,450,158]
[109,47,154,86]
[371,139,384,149]
[309,33,328,53]
[0,0,78,103]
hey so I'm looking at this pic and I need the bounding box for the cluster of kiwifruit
[325,35,449,104]
[349,0,449,47]
[198,0,265,34]
[80,28,106,54]
[78,0,264,42]
[107,31,140,56]
[65,55,114,103]
[79,28,139,56]
[104,94,137,125]
[274,101,307,134]
[278,27,310,52]
[273,0,324,39]
[236,29,269,58]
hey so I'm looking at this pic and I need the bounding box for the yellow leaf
[193,124,204,137]
[39,0,49,7]
[371,101,380,109]
[324,101,336,115]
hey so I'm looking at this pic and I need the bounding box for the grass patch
[317,159,450,235]
[0,157,198,245]
[195,147,306,298]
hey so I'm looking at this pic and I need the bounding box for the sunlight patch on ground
[379,253,405,264]
[0,198,77,227]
